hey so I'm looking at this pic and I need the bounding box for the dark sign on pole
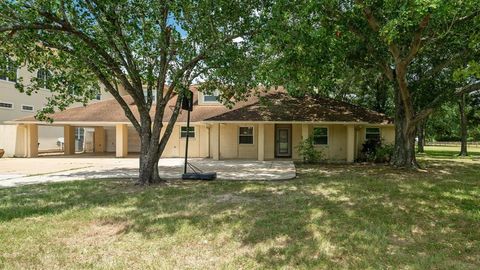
[182,90,194,111]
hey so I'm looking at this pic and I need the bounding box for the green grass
[1,155,479,269]
[421,145,480,160]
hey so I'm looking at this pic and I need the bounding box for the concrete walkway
[0,156,296,188]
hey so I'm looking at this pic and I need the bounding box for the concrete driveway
[0,155,296,188]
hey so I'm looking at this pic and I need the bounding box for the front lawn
[1,156,479,269]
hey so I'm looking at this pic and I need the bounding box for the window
[366,128,381,141]
[37,68,51,88]
[313,127,328,145]
[0,102,13,109]
[21,104,34,112]
[203,94,218,102]
[143,90,157,103]
[202,90,219,103]
[180,126,195,138]
[0,56,17,82]
[239,127,254,144]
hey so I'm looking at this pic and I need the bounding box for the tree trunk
[417,120,426,153]
[459,93,468,156]
[391,87,418,168]
[138,133,163,185]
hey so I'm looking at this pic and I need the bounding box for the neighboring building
[0,58,104,155]
[7,87,395,162]
[0,62,65,152]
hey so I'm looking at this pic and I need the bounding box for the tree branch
[456,81,480,95]
[403,14,431,65]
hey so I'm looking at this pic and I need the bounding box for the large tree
[0,0,267,184]
[259,0,480,168]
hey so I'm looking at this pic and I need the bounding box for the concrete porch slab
[0,157,296,188]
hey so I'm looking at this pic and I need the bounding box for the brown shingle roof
[205,91,393,124]
[13,87,392,124]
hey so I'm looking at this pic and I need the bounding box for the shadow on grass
[1,160,479,268]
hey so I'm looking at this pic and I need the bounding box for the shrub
[359,139,393,163]
[297,137,323,163]
[375,143,394,163]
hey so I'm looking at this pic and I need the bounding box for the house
[6,87,394,161]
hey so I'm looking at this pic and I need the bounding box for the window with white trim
[0,56,17,82]
[366,128,381,141]
[202,90,220,103]
[21,104,34,112]
[180,126,195,138]
[313,127,328,145]
[239,127,254,144]
[0,102,14,109]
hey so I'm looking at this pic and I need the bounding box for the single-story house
[6,87,394,162]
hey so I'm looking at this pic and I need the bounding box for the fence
[426,141,480,147]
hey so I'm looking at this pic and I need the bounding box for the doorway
[275,124,292,158]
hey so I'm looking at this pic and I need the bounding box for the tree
[259,0,480,168]
[0,0,266,184]
[458,92,468,156]
[454,49,480,156]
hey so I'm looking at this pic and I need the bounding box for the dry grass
[0,148,479,269]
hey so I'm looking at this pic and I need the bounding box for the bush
[297,137,324,163]
[358,139,393,163]
[375,143,394,163]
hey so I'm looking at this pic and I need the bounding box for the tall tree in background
[0,0,266,184]
[458,92,468,156]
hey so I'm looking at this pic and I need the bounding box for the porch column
[64,125,75,155]
[94,127,105,153]
[212,123,220,160]
[26,124,38,157]
[346,125,355,163]
[302,124,309,140]
[116,124,128,158]
[258,123,265,161]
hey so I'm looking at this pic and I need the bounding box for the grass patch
[1,158,479,269]
[421,145,480,160]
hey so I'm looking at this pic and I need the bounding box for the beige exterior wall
[355,125,396,155]
[161,124,210,158]
[264,124,275,160]
[206,123,395,162]
[103,123,211,158]
[0,125,25,157]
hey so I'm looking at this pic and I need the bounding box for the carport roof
[12,87,393,125]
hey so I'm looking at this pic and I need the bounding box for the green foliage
[426,91,480,142]
[359,139,394,163]
[296,137,324,163]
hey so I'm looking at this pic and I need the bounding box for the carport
[4,121,132,158]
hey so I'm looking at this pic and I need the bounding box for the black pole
[183,108,191,174]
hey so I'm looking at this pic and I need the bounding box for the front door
[275,124,292,157]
